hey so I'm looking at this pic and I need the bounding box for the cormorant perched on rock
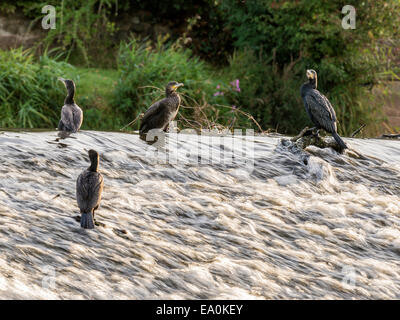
[139,81,184,141]
[300,69,347,150]
[58,78,83,133]
[76,149,104,229]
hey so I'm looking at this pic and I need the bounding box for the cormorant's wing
[76,171,104,212]
[60,105,74,131]
[320,93,337,122]
[139,99,167,133]
[305,90,337,132]
[72,106,83,132]
[60,104,83,132]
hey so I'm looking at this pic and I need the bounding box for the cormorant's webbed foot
[313,129,320,137]
[57,130,72,140]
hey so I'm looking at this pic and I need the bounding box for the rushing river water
[0,129,399,299]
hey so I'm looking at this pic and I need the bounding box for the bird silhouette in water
[300,69,347,151]
[76,149,104,229]
[57,78,83,137]
[139,81,184,143]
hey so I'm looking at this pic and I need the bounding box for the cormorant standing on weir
[139,81,184,141]
[58,78,83,133]
[300,69,347,150]
[76,149,104,229]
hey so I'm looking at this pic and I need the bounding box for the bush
[223,50,309,133]
[112,39,256,131]
[211,0,400,135]
[0,48,71,128]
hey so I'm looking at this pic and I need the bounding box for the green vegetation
[113,39,253,130]
[63,67,118,130]
[0,43,254,131]
[0,48,119,130]
[0,0,399,136]
[216,0,399,135]
[0,0,119,67]
[0,49,67,128]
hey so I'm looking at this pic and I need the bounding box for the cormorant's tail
[80,212,95,229]
[332,132,347,150]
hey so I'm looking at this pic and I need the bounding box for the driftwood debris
[289,127,345,153]
[381,133,400,139]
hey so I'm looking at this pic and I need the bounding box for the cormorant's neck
[301,78,317,95]
[309,78,317,89]
[301,82,314,98]
[89,157,99,172]
[166,90,178,98]
[65,87,75,105]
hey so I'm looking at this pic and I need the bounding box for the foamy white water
[0,130,399,299]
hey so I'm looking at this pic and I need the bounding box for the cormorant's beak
[173,83,184,91]
[58,77,67,87]
[306,70,314,79]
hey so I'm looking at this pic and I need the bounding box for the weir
[0,130,399,299]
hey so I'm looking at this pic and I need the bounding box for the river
[0,129,399,299]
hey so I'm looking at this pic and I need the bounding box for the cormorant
[300,69,347,150]
[58,78,83,133]
[76,149,104,229]
[139,81,184,141]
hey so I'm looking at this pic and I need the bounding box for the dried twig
[120,112,143,131]
[137,85,163,92]
[291,126,310,141]
[382,121,396,134]
[215,104,264,132]
[350,124,366,137]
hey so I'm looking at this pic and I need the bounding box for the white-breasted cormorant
[139,81,184,141]
[58,78,83,133]
[300,69,347,150]
[76,149,104,229]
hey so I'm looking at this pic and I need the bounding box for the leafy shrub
[0,49,71,128]
[224,49,386,136]
[213,0,399,135]
[112,39,257,130]
[223,50,308,133]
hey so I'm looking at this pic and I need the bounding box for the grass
[0,49,67,128]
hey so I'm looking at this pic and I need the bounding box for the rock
[0,13,44,50]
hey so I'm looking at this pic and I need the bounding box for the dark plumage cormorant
[139,81,184,141]
[76,149,104,229]
[300,69,347,150]
[58,78,83,133]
